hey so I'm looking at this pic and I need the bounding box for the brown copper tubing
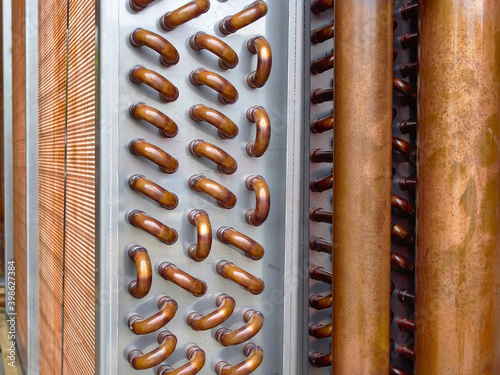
[129,174,178,210]
[129,138,179,174]
[128,296,178,335]
[128,210,178,245]
[308,351,332,367]
[309,173,333,192]
[311,23,334,44]
[217,226,264,260]
[391,194,415,218]
[393,78,416,105]
[215,309,264,346]
[129,65,179,103]
[393,137,416,165]
[128,245,152,299]
[188,174,237,209]
[216,260,265,295]
[158,262,207,297]
[129,102,178,138]
[400,32,417,49]
[188,139,237,175]
[129,0,155,11]
[157,346,206,375]
[215,343,264,375]
[309,322,332,339]
[309,294,332,310]
[128,331,177,369]
[310,88,333,104]
[399,177,416,192]
[187,294,235,331]
[400,62,417,78]
[129,29,179,67]
[311,54,334,75]
[309,265,332,285]
[309,236,332,254]
[219,1,268,35]
[0,295,5,308]
[189,104,238,139]
[159,0,210,31]
[189,68,238,105]
[401,3,417,19]
[310,114,333,133]
[397,289,414,304]
[391,252,414,274]
[309,207,332,223]
[398,345,415,362]
[189,32,238,70]
[311,0,334,14]
[187,209,212,262]
[397,317,414,334]
[310,149,332,163]
[245,106,270,157]
[390,364,409,375]
[246,36,272,88]
[391,223,415,246]
[399,120,416,135]
[244,175,270,226]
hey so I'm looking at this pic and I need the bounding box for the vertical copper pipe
[333,1,393,374]
[416,1,500,373]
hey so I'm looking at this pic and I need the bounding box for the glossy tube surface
[129,65,179,102]
[246,36,272,88]
[399,119,416,134]
[310,149,333,163]
[310,114,333,133]
[215,309,264,346]
[309,236,332,254]
[129,296,178,335]
[311,54,334,75]
[310,88,333,104]
[189,140,237,175]
[391,252,414,274]
[189,68,238,104]
[309,173,333,192]
[391,223,414,246]
[129,174,178,210]
[393,137,416,165]
[391,194,415,218]
[244,175,270,226]
[397,317,414,334]
[393,77,416,105]
[129,29,179,67]
[189,104,238,139]
[128,210,178,245]
[128,245,152,299]
[129,102,178,138]
[157,346,205,375]
[187,294,235,331]
[187,209,212,262]
[309,322,332,339]
[215,343,263,375]
[216,260,264,295]
[390,364,409,375]
[309,294,333,310]
[219,1,268,35]
[308,351,332,367]
[397,346,415,362]
[309,207,332,223]
[128,331,177,369]
[188,175,237,209]
[245,106,270,157]
[129,138,179,174]
[309,265,332,284]
[311,0,334,14]
[158,262,207,297]
[217,226,264,260]
[160,0,210,31]
[400,32,417,48]
[129,0,155,11]
[311,23,334,44]
[190,32,238,69]
[397,289,414,305]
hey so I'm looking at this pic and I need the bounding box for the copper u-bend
[189,104,238,139]
[217,226,264,260]
[399,119,417,134]
[129,102,178,138]
[189,68,238,105]
[160,0,210,31]
[309,207,332,223]
[309,322,332,339]
[188,175,237,209]
[391,252,415,274]
[398,289,415,304]
[393,137,416,165]
[397,345,415,362]
[215,343,263,375]
[308,351,332,367]
[157,346,206,375]
[128,330,177,369]
[187,294,236,331]
[190,32,239,70]
[158,262,207,297]
[309,265,332,284]
[247,36,272,88]
[245,175,270,226]
[219,1,268,35]
[309,293,332,310]
[311,0,334,14]
[392,222,415,246]
[400,32,417,49]
[393,77,416,105]
[128,245,152,299]
[129,138,179,174]
[391,194,415,218]
[311,23,334,44]
[310,114,333,133]
[188,140,238,175]
[187,209,212,262]
[309,236,332,254]
[390,364,410,375]
[400,62,417,78]
[309,173,333,192]
[401,3,417,19]
[246,106,270,157]
[310,88,333,104]
[128,210,178,245]
[129,0,155,11]
[129,174,178,210]
[128,296,178,335]
[397,316,414,333]
[309,149,332,163]
[311,54,334,75]
[216,260,265,295]
[215,309,264,346]
[129,29,179,67]
[129,65,179,103]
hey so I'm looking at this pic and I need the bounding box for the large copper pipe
[187,209,212,262]
[157,346,206,375]
[129,102,178,138]
[219,1,268,35]
[189,104,238,139]
[128,296,178,335]
[416,1,500,373]
[189,32,239,70]
[189,68,238,105]
[129,29,179,67]
[187,294,235,331]
[215,343,264,375]
[128,245,152,299]
[188,140,238,175]
[215,309,264,346]
[128,331,177,369]
[159,0,210,31]
[217,226,265,260]
[158,262,207,297]
[129,65,179,103]
[216,260,265,295]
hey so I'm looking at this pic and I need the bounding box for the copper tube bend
[393,77,416,105]
[129,102,178,138]
[219,1,268,35]
[390,364,410,375]
[188,175,237,209]
[189,104,238,139]
[309,294,332,310]
[245,175,270,226]
[309,174,333,192]
[187,294,235,331]
[160,0,210,31]
[397,317,415,333]
[309,149,333,163]
[309,265,332,284]
[308,351,332,367]
[189,32,239,70]
[129,174,178,210]
[157,346,206,375]
[309,322,332,339]
[189,140,238,175]
[309,207,332,223]
[216,260,265,295]
[393,137,416,165]
[129,296,178,335]
[129,138,179,174]
[129,0,155,11]
[391,194,415,218]
[246,106,270,157]
[391,252,415,274]
[128,330,177,369]
[398,289,415,304]
[310,88,333,104]
[401,3,417,19]
[158,262,207,297]
[215,343,264,375]
[128,210,178,245]
[217,226,264,260]
[246,36,272,88]
[391,223,415,246]
[399,177,416,192]
[215,309,265,346]
[397,345,415,362]
[311,23,334,44]
[311,54,334,75]
[129,29,179,67]
[128,245,152,299]
[129,65,179,102]
[189,68,238,105]
[311,0,334,14]
[309,236,332,254]
[310,114,333,133]
[187,209,212,262]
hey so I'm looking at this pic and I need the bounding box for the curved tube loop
[399,177,416,192]
[311,0,334,14]
[128,245,152,299]
[128,138,179,174]
[309,322,332,339]
[391,222,415,246]
[400,32,417,49]
[309,265,332,284]
[310,114,333,133]
[309,173,333,192]
[309,148,332,163]
[393,137,416,165]
[160,0,210,31]
[311,23,334,44]
[397,345,415,362]
[391,194,416,218]
[309,207,332,223]
[246,36,272,88]
[129,174,178,210]
[215,343,263,375]
[244,175,270,226]
[128,210,178,245]
[399,119,417,134]
[188,140,238,175]
[129,102,178,138]
[391,252,415,274]
[398,289,415,304]
[189,104,238,139]
[129,65,179,102]
[397,317,415,334]
[128,330,177,369]
[219,1,268,35]
[245,106,270,157]
[158,262,207,297]
[157,346,206,375]
[310,88,333,104]
[187,209,212,262]
[393,78,417,105]
[400,62,417,78]
[129,296,178,335]
[401,3,417,19]
[188,175,237,209]
[308,351,332,367]
[390,364,410,375]
[129,29,179,67]
[309,294,332,310]
[189,68,238,105]
[216,260,265,295]
[311,54,334,75]
[217,226,264,260]
[309,236,332,254]
[189,32,239,70]
[129,0,155,11]
[215,309,265,346]
[187,294,235,331]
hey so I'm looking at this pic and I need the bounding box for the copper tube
[397,317,414,334]
[215,309,264,346]
[311,54,334,75]
[393,77,416,105]
[217,226,264,260]
[188,174,237,209]
[188,139,237,175]
[309,265,332,285]
[129,0,155,11]
[159,0,210,31]
[245,106,270,157]
[128,210,178,245]
[400,32,417,49]
[390,364,409,375]
[0,295,5,308]
[309,293,332,310]
[128,330,177,369]
[310,149,333,163]
[187,294,235,331]
[309,173,333,192]
[309,236,332,254]
[399,119,416,135]
[189,104,238,139]
[157,346,206,375]
[397,289,414,304]
[308,351,332,367]
[400,62,417,78]
[128,296,178,335]
[129,102,178,138]
[129,174,178,210]
[310,88,333,104]
[158,262,207,297]
[393,137,416,165]
[309,207,332,223]
[129,65,179,103]
[215,343,264,375]
[391,252,414,274]
[187,209,212,262]
[189,32,239,70]
[311,23,334,44]
[246,36,272,88]
[311,0,334,14]
[219,1,268,35]
[397,345,415,362]
[310,114,333,133]
[129,29,179,67]
[391,223,415,246]
[216,260,265,295]
[309,322,332,339]
[399,177,416,192]
[401,3,417,19]
[244,175,270,226]
[391,194,415,218]
[128,138,179,174]
[189,68,238,105]
[128,245,152,299]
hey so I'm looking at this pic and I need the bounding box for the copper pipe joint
[311,54,334,75]
[215,309,265,346]
[129,138,179,174]
[246,35,272,88]
[397,316,414,334]
[129,65,179,102]
[391,194,415,218]
[188,139,238,175]
[219,1,268,35]
[187,209,212,262]
[400,62,417,78]
[129,0,155,11]
[159,0,210,31]
[309,322,332,339]
[189,68,238,105]
[309,173,333,192]
[401,3,417,19]
[397,289,414,304]
[309,236,332,254]
[311,0,334,14]
[189,104,238,139]
[393,77,416,105]
[129,29,179,67]
[189,32,238,70]
[129,174,178,210]
[400,32,417,49]
[157,346,206,375]
[399,177,416,192]
[311,23,334,44]
[308,351,332,367]
[158,262,207,297]
[244,175,270,226]
[391,222,415,246]
[393,137,416,165]
[128,210,178,245]
[215,343,264,375]
[128,330,177,369]
[187,294,235,331]
[399,119,416,135]
[217,226,264,260]
[391,251,415,274]
[309,148,332,163]
[310,114,333,133]
[128,245,152,299]
[129,102,178,138]
[216,260,265,295]
[309,207,332,223]
[188,174,237,209]
[310,88,333,104]
[308,293,332,310]
[398,345,415,362]
[390,364,409,375]
[309,265,332,284]
[128,296,178,335]
[245,105,270,157]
